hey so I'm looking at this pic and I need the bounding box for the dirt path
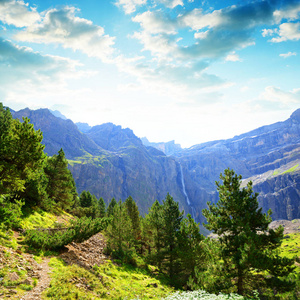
[20,257,51,300]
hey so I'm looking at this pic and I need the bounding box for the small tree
[107,197,117,217]
[98,197,106,218]
[203,169,295,296]
[44,148,77,211]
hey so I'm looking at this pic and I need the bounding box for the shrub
[24,217,108,250]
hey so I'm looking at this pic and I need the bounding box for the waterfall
[179,163,196,220]
[180,164,191,205]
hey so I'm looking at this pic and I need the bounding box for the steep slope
[12,107,300,222]
[141,137,182,155]
[71,123,189,215]
[11,108,189,215]
[175,109,300,221]
[12,108,101,158]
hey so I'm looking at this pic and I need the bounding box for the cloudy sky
[0,0,300,148]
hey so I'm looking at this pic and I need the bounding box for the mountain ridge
[11,106,300,222]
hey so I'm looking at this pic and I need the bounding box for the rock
[22,277,33,285]
[8,272,19,282]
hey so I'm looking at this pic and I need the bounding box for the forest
[0,102,299,299]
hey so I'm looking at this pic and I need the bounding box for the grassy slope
[45,258,173,299]
[1,209,300,299]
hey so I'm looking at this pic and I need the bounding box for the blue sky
[0,0,300,148]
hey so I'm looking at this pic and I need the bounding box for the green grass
[279,232,300,273]
[45,257,173,299]
[282,164,299,175]
[279,233,300,259]
[20,209,57,230]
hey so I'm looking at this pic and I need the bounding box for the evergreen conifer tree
[124,196,141,250]
[44,148,77,211]
[107,197,117,217]
[203,168,295,296]
[162,193,184,282]
[98,197,106,218]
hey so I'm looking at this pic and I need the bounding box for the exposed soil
[60,232,108,270]
[20,257,51,300]
[0,232,108,299]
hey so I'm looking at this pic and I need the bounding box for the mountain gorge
[12,107,300,223]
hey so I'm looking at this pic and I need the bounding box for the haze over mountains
[12,107,300,223]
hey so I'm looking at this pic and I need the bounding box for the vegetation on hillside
[1,102,299,299]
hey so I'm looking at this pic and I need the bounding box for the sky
[0,0,300,148]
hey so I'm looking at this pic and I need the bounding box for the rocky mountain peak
[290,108,300,123]
[87,122,143,151]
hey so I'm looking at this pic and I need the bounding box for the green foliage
[107,197,117,217]
[105,200,135,263]
[282,164,299,175]
[44,148,77,211]
[177,214,205,286]
[46,258,173,299]
[203,169,296,297]
[0,195,23,230]
[20,208,57,230]
[125,195,142,249]
[142,194,203,287]
[0,104,44,195]
[0,103,78,223]
[98,197,106,218]
[24,217,108,250]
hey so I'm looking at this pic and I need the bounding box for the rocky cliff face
[141,137,182,156]
[12,107,300,221]
[174,109,300,221]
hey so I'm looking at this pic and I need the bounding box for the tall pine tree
[44,148,77,211]
[203,169,295,297]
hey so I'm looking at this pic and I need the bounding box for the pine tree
[203,168,295,296]
[106,200,134,259]
[0,104,45,196]
[143,200,164,267]
[44,148,77,211]
[162,193,184,282]
[77,190,98,218]
[107,197,117,217]
[177,214,204,286]
[98,197,106,218]
[124,196,141,250]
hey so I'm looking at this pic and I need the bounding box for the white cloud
[279,51,297,58]
[260,86,300,105]
[155,0,183,9]
[0,38,86,107]
[273,3,300,23]
[261,28,275,37]
[271,22,300,42]
[181,8,224,31]
[194,30,208,39]
[225,51,242,62]
[115,0,146,14]
[132,11,177,34]
[131,30,178,58]
[0,0,40,27]
[15,6,115,62]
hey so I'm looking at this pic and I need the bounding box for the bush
[0,195,23,230]
[24,217,109,250]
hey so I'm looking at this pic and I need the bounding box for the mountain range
[12,107,300,223]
